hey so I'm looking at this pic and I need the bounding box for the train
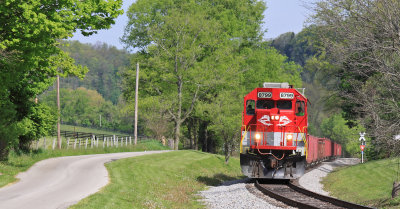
[240,82,342,179]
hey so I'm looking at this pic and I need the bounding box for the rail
[255,180,375,209]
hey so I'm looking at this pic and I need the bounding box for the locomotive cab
[240,82,308,179]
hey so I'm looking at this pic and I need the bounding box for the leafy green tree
[311,0,400,156]
[122,0,265,150]
[321,113,366,157]
[0,0,123,158]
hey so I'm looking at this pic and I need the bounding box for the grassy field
[322,158,400,208]
[70,150,244,209]
[0,140,168,188]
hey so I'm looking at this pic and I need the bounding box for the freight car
[240,82,341,179]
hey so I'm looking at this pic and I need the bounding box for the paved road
[0,150,170,209]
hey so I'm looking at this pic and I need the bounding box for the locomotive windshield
[256,100,274,109]
[277,100,292,110]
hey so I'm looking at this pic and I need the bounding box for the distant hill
[58,41,131,104]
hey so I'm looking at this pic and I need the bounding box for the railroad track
[255,180,375,209]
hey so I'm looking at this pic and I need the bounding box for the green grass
[70,150,244,209]
[322,158,400,208]
[0,140,168,188]
[60,124,128,136]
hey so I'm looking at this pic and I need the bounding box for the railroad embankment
[322,158,400,208]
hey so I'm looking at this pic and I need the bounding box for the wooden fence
[35,131,149,150]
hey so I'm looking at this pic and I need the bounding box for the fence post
[126,137,128,146]
[116,136,119,148]
[43,137,46,150]
[96,137,99,148]
[74,138,77,149]
[113,135,115,147]
[67,138,70,149]
[79,139,81,148]
[103,137,105,148]
[52,138,56,150]
[85,138,88,149]
[129,136,132,145]
[91,135,94,148]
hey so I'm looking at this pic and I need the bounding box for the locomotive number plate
[280,92,294,99]
[258,92,272,98]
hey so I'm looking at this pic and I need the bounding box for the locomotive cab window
[256,100,274,109]
[277,100,292,110]
[295,101,305,116]
[246,100,255,115]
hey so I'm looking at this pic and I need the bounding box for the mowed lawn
[71,150,244,209]
[322,158,400,208]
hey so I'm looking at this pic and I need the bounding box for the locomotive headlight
[287,134,293,140]
[255,133,261,142]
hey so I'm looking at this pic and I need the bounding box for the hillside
[57,41,130,104]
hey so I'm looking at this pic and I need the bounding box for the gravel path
[199,179,294,209]
[298,158,360,195]
[199,158,360,208]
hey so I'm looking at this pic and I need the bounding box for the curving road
[0,150,170,209]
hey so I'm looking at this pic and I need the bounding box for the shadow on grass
[197,173,246,186]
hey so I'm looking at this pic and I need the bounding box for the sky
[69,0,314,50]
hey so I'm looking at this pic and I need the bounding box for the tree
[0,0,123,158]
[122,0,266,150]
[321,113,366,157]
[312,0,400,156]
[59,41,130,104]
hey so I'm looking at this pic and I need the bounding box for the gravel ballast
[298,158,360,195]
[199,158,360,208]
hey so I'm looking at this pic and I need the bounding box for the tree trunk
[0,139,9,161]
[174,120,181,150]
[188,121,193,149]
[392,181,400,198]
[224,140,230,164]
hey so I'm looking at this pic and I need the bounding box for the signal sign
[360,145,365,151]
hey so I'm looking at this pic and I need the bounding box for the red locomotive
[240,82,341,179]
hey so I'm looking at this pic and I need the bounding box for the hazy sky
[69,0,313,50]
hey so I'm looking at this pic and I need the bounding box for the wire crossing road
[0,150,170,209]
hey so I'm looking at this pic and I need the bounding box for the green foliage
[122,0,303,156]
[60,41,130,104]
[0,0,123,158]
[311,0,400,158]
[122,0,267,151]
[41,88,132,132]
[320,113,366,157]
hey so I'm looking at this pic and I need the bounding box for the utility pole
[57,75,61,149]
[134,63,139,145]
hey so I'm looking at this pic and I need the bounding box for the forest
[1,0,399,162]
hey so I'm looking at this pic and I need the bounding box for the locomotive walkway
[0,150,170,209]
